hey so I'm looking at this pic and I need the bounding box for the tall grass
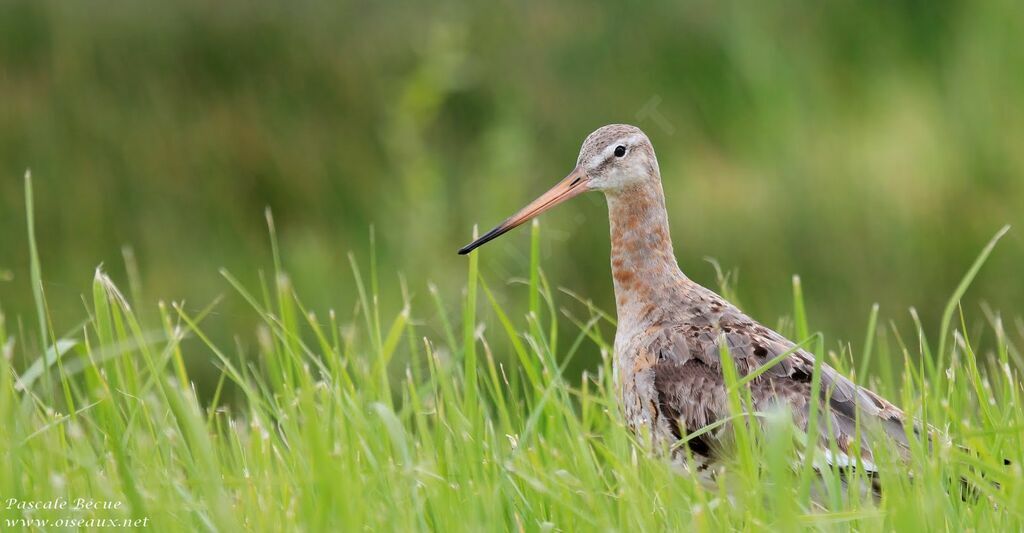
[1,179,1021,531]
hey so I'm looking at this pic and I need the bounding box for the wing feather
[650,284,913,473]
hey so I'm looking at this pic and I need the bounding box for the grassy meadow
[1,192,1022,530]
[2,0,1024,530]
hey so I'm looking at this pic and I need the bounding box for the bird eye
[614,145,626,157]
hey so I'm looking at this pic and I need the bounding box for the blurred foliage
[1,0,1022,382]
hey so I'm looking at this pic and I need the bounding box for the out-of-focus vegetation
[2,2,1024,529]
[1,0,1022,384]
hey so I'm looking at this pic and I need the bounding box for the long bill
[458,166,591,255]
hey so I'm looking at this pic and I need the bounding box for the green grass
[1,180,1022,532]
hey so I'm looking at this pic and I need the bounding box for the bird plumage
[460,123,944,494]
[597,139,912,482]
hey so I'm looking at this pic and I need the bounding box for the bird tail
[956,446,1011,503]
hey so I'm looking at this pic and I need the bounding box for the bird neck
[605,180,687,328]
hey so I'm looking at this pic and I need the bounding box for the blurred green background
[1,1,1022,377]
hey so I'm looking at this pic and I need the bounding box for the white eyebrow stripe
[620,133,643,146]
[588,134,644,167]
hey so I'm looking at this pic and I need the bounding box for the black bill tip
[457,223,508,255]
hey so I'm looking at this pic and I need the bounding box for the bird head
[458,124,658,255]
[576,124,659,192]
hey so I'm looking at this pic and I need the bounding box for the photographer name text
[5,497,123,511]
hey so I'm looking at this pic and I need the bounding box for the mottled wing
[651,285,912,473]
